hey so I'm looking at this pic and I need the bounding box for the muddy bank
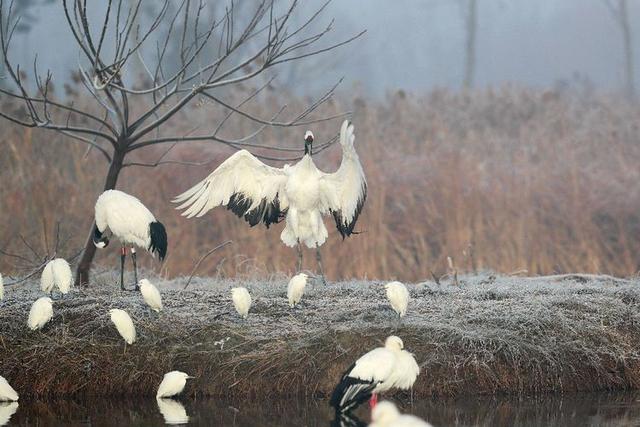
[1,272,639,399]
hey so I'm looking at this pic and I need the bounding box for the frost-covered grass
[1,272,639,399]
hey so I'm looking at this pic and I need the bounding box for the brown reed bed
[1,273,639,399]
[2,87,640,282]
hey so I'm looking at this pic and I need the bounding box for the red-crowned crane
[173,120,366,285]
[330,336,420,414]
[93,190,167,291]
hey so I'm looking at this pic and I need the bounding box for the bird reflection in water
[156,398,189,425]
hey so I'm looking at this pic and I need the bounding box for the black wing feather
[227,192,286,228]
[331,182,367,239]
[330,361,377,414]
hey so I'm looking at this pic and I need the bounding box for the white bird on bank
[41,258,73,296]
[93,190,168,291]
[174,120,367,285]
[109,309,136,344]
[369,401,433,427]
[0,273,3,300]
[330,336,420,414]
[139,279,163,313]
[0,402,19,426]
[156,371,194,398]
[287,273,308,308]
[27,297,53,331]
[385,281,409,317]
[0,377,18,401]
[231,287,251,319]
[156,398,189,425]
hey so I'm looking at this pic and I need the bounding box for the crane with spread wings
[173,120,367,284]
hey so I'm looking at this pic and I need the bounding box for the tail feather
[149,221,168,261]
[330,362,376,414]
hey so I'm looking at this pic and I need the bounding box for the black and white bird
[93,190,168,291]
[330,336,420,414]
[173,120,366,285]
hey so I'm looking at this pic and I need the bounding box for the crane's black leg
[131,247,139,291]
[120,246,126,291]
[315,244,327,285]
[296,240,303,272]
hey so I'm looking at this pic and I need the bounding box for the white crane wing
[320,121,367,238]
[173,150,288,227]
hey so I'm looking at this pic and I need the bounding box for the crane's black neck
[305,142,313,155]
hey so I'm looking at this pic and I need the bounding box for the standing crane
[173,120,366,284]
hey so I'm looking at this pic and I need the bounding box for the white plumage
[27,297,53,330]
[0,273,3,301]
[156,398,189,425]
[174,121,366,280]
[40,258,72,295]
[231,287,252,319]
[287,273,308,307]
[385,281,409,317]
[94,190,167,291]
[156,371,193,398]
[0,376,18,401]
[0,402,19,426]
[139,279,163,312]
[109,309,136,344]
[331,336,420,413]
[369,401,433,427]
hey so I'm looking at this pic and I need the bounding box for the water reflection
[6,392,640,426]
[0,402,18,426]
[157,398,189,425]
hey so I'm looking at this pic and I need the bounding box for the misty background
[11,0,640,97]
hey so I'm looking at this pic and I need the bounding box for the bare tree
[462,0,477,89]
[0,0,364,287]
[604,0,635,99]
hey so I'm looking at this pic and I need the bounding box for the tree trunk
[619,0,635,100]
[74,149,126,287]
[463,0,477,90]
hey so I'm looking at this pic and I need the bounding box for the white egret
[0,273,3,301]
[231,287,251,319]
[369,401,433,427]
[156,398,189,425]
[93,190,168,291]
[156,371,193,398]
[287,273,308,308]
[41,258,72,296]
[385,281,409,317]
[0,377,18,401]
[174,120,367,284]
[331,336,420,414]
[27,297,53,331]
[109,309,136,345]
[139,279,163,313]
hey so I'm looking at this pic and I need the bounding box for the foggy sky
[11,0,640,97]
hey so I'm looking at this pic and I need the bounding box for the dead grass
[2,88,640,281]
[1,273,640,399]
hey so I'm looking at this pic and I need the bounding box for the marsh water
[3,392,640,426]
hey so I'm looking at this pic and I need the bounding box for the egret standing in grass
[41,258,72,297]
[174,120,367,285]
[156,371,194,398]
[287,273,308,308]
[231,287,251,319]
[139,279,163,313]
[385,282,409,318]
[370,401,433,427]
[93,190,168,291]
[27,297,53,331]
[330,336,420,414]
[0,376,18,401]
[109,308,136,346]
